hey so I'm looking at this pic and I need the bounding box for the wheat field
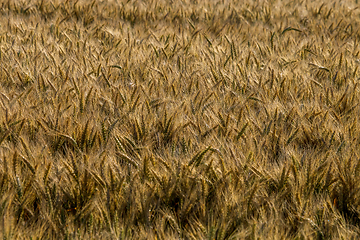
[0,0,360,239]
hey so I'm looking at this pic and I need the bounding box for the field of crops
[0,0,360,239]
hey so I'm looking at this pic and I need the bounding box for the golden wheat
[0,0,360,239]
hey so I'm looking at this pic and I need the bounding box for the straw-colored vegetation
[0,0,360,239]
